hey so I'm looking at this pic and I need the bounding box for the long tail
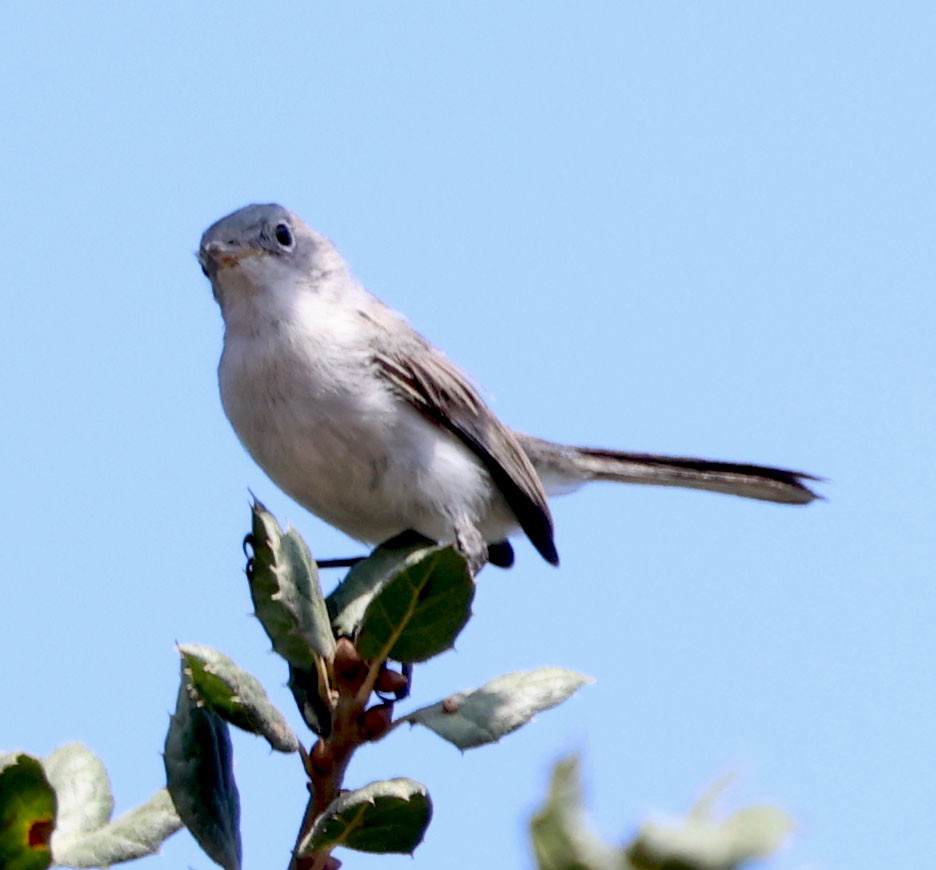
[517,435,822,505]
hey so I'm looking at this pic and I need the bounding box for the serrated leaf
[179,643,299,753]
[248,501,336,669]
[530,755,622,870]
[299,778,431,856]
[356,546,473,664]
[0,752,56,870]
[327,536,436,638]
[403,668,593,749]
[627,778,794,869]
[50,788,182,867]
[164,677,242,870]
[42,743,114,855]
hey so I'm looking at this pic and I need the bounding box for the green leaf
[247,501,336,669]
[627,777,794,869]
[179,643,299,753]
[530,755,622,870]
[355,546,473,664]
[0,752,56,870]
[2,746,181,869]
[299,778,432,856]
[403,668,593,749]
[327,536,436,638]
[287,663,332,737]
[49,789,182,867]
[164,676,242,870]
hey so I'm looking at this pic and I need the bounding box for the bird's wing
[374,347,558,564]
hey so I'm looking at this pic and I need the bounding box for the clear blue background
[3,3,933,868]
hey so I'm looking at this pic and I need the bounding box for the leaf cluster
[162,502,590,869]
[531,757,793,870]
[1,501,795,870]
[0,745,181,870]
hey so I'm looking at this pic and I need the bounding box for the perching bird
[199,203,820,571]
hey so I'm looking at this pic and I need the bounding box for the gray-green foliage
[626,776,793,870]
[531,756,793,870]
[402,668,593,750]
[164,674,242,870]
[4,500,796,869]
[299,778,432,856]
[247,501,336,668]
[531,755,621,870]
[159,502,590,868]
[354,544,474,663]
[0,744,182,870]
[178,643,299,753]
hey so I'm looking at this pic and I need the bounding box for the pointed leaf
[179,644,299,753]
[327,536,436,637]
[299,778,431,856]
[719,805,794,863]
[288,663,332,737]
[356,546,473,664]
[164,677,242,870]
[248,501,336,668]
[403,668,593,749]
[0,752,56,870]
[530,755,621,870]
[49,789,182,867]
[627,778,793,869]
[42,743,114,858]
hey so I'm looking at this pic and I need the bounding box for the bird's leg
[452,517,488,577]
[316,529,437,569]
[315,556,366,569]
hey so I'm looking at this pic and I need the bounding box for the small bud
[333,637,366,691]
[310,738,334,776]
[296,856,341,870]
[442,697,459,714]
[376,667,409,695]
[359,702,394,741]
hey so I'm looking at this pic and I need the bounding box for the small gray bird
[199,203,819,571]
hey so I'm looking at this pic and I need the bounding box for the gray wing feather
[374,348,559,564]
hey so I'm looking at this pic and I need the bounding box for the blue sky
[3,3,934,868]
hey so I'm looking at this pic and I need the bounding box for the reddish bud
[376,667,409,695]
[309,738,334,776]
[333,637,366,691]
[296,857,340,870]
[359,702,394,741]
[442,697,459,714]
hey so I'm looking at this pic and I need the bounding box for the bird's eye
[274,222,293,248]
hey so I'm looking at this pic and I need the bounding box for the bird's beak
[200,239,246,270]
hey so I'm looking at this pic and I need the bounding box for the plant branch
[287,642,397,870]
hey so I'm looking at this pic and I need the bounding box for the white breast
[217,279,511,547]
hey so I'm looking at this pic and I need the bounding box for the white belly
[218,327,515,547]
